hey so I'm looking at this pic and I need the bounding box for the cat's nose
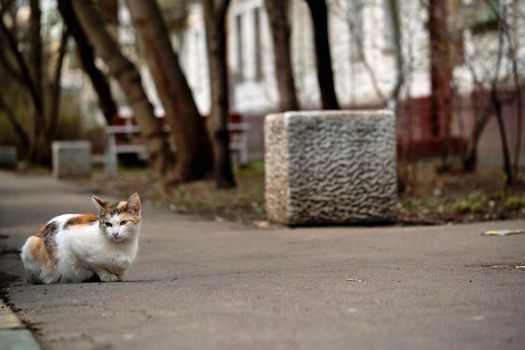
[112,232,119,237]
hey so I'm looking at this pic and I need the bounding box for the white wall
[176,0,437,115]
[82,0,525,128]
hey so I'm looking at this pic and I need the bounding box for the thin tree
[304,0,340,109]
[493,0,522,179]
[387,0,403,106]
[461,0,521,182]
[203,0,236,189]
[330,0,403,105]
[126,0,214,183]
[57,0,117,124]
[490,15,513,185]
[462,90,493,172]
[0,94,29,149]
[29,0,44,161]
[0,2,28,150]
[0,0,69,163]
[428,0,453,170]
[264,0,299,111]
[47,27,69,141]
[71,0,172,173]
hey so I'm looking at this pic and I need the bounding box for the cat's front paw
[98,272,118,282]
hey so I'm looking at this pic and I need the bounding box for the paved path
[1,171,524,350]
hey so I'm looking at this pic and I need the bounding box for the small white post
[105,130,117,177]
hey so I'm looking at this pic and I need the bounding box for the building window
[236,14,244,81]
[254,7,263,81]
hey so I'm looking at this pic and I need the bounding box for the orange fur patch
[29,236,56,270]
[119,212,140,224]
[35,225,45,237]
[64,214,98,229]
[33,222,58,266]
[117,201,127,210]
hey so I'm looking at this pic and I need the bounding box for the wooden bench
[104,115,249,176]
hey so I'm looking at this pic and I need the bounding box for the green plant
[404,198,424,210]
[504,196,525,210]
[450,191,488,213]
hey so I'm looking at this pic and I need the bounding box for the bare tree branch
[72,0,173,173]
[126,0,213,181]
[265,0,300,111]
[0,41,24,83]
[0,93,29,148]
[330,0,387,104]
[57,0,118,124]
[0,0,16,18]
[491,12,513,184]
[47,27,70,140]
[203,0,236,188]
[387,0,404,107]
[0,12,42,113]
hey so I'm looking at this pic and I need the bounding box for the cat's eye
[120,221,127,225]
[105,222,112,227]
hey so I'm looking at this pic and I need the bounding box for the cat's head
[92,193,141,242]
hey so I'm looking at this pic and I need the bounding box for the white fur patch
[21,212,140,284]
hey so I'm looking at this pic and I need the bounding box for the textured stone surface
[265,110,397,225]
[52,141,92,178]
[0,147,17,169]
[264,114,289,223]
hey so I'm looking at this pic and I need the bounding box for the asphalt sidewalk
[0,171,524,350]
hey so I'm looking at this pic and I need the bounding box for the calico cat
[21,193,141,284]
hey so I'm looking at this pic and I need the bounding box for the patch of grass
[163,162,266,222]
[73,161,525,225]
[449,191,488,214]
[17,164,51,175]
[404,198,424,210]
[504,196,525,210]
[233,159,264,176]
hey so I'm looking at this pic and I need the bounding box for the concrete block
[0,147,17,169]
[264,110,397,225]
[52,141,92,178]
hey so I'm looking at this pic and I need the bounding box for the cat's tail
[21,236,58,284]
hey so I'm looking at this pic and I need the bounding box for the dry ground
[64,161,525,226]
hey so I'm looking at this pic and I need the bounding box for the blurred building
[79,0,525,166]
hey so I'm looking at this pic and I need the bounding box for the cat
[21,193,141,284]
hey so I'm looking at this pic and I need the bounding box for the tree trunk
[462,99,492,172]
[387,0,403,105]
[71,0,172,173]
[0,0,46,163]
[0,8,43,144]
[506,27,523,177]
[264,0,299,111]
[0,94,29,149]
[126,0,213,183]
[428,0,453,169]
[491,87,513,185]
[58,0,117,124]
[29,0,47,163]
[304,0,339,110]
[47,28,69,141]
[203,0,236,189]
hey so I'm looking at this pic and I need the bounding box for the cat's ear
[126,193,141,215]
[92,195,108,212]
